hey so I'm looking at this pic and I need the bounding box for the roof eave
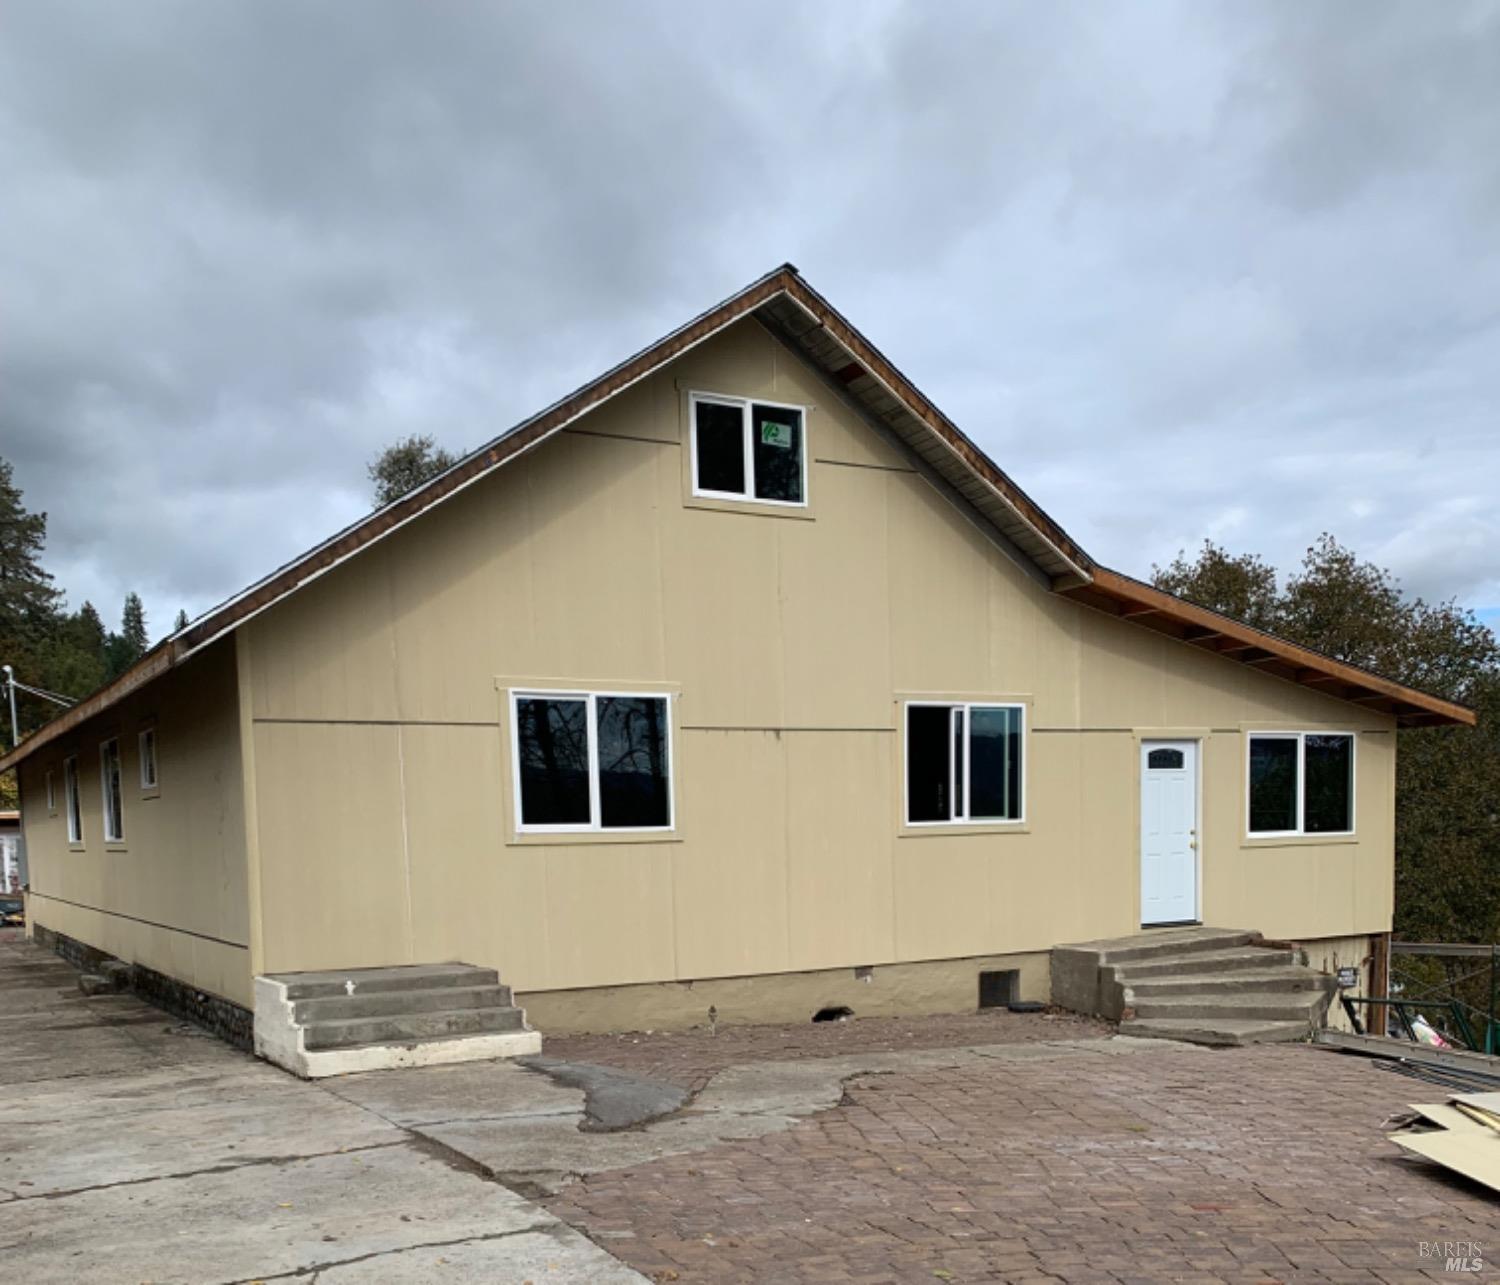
[2,264,1102,772]
[1057,567,1477,728]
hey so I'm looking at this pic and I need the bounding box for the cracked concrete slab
[0,935,647,1285]
[303,1222,647,1283]
[325,1057,582,1127]
[0,1143,550,1285]
[0,1064,297,1128]
[1,1080,400,1196]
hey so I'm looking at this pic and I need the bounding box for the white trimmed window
[905,702,1025,825]
[690,392,807,506]
[139,728,158,791]
[1247,732,1355,836]
[64,756,82,844]
[510,691,673,833]
[100,738,124,843]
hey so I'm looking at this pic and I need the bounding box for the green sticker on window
[760,420,793,449]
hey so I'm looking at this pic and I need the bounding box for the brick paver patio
[548,1042,1495,1284]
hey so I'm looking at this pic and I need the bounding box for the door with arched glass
[1140,740,1199,926]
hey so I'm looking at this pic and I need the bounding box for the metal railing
[1343,941,1499,1055]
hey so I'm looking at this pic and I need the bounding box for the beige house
[2,265,1473,1048]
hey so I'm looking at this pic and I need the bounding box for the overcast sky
[3,2,1497,643]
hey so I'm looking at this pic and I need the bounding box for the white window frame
[1246,730,1356,838]
[509,690,675,835]
[64,755,82,844]
[138,727,158,791]
[688,390,809,508]
[904,700,1027,827]
[46,768,57,814]
[100,737,124,843]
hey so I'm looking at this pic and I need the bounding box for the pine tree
[0,458,66,755]
[174,608,189,632]
[48,602,109,699]
[0,457,62,647]
[104,592,149,679]
[121,592,148,654]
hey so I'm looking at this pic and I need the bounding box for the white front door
[1140,739,1198,926]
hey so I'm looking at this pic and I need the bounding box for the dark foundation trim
[31,923,254,1052]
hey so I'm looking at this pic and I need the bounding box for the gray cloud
[2,0,1497,643]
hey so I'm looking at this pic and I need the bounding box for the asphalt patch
[519,1057,688,1132]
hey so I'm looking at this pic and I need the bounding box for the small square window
[690,393,807,507]
[139,728,159,791]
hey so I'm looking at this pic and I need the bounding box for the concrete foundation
[31,922,254,1048]
[518,950,1052,1035]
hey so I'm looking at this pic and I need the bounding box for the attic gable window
[510,691,673,834]
[905,701,1025,826]
[1248,732,1354,837]
[690,392,806,506]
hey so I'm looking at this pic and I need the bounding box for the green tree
[0,458,64,759]
[48,602,109,700]
[105,592,149,679]
[1155,535,1500,947]
[368,434,457,507]
[173,608,189,632]
[1151,540,1281,631]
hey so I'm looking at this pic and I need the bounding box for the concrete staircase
[1051,927,1338,1046]
[254,962,541,1077]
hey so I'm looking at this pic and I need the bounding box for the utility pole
[2,665,16,752]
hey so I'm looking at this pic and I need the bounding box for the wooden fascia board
[0,644,179,774]
[779,276,1094,582]
[0,267,800,774]
[1060,567,1476,727]
[2,264,1104,771]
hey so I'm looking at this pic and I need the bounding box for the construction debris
[1387,1091,1500,1195]
[1314,1028,1500,1091]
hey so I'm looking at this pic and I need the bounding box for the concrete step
[1125,968,1335,997]
[303,1005,527,1051]
[272,963,500,1001]
[312,1029,542,1060]
[293,983,514,1023]
[1090,928,1260,965]
[1114,946,1299,980]
[1119,1016,1313,1046]
[1131,990,1328,1022]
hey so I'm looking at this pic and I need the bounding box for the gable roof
[0,266,1473,774]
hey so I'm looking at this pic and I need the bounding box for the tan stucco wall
[239,317,1397,1000]
[19,643,254,1006]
